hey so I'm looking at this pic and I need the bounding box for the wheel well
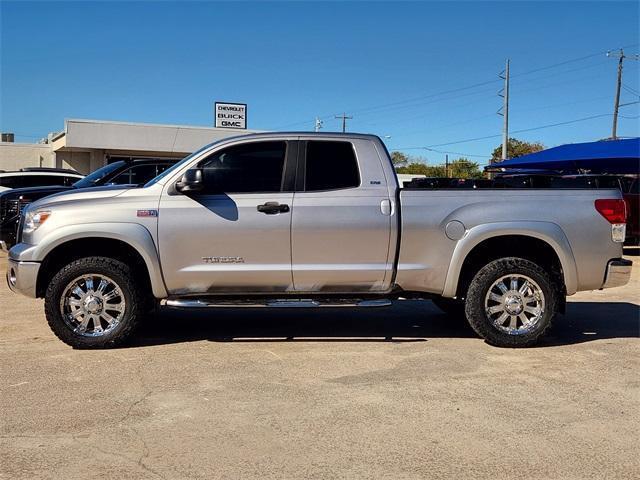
[36,237,151,298]
[456,235,566,301]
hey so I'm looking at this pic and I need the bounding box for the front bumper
[602,258,632,289]
[6,257,40,298]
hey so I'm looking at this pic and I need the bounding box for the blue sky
[1,1,638,165]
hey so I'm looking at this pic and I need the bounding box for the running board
[161,298,392,308]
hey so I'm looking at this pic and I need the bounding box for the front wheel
[44,256,147,348]
[464,257,558,348]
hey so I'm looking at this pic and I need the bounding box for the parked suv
[0,159,177,249]
[0,168,83,193]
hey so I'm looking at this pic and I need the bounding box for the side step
[161,298,392,309]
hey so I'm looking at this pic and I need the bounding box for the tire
[44,256,147,348]
[464,257,558,348]
[432,297,466,318]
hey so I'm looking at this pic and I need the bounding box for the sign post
[214,102,247,129]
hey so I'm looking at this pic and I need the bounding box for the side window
[305,141,360,191]
[0,176,19,188]
[23,175,63,187]
[110,164,161,185]
[64,176,80,186]
[197,141,287,194]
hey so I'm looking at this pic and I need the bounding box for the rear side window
[304,141,360,191]
[22,175,68,187]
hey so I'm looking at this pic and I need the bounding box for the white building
[1,119,259,174]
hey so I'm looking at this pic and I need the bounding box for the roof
[53,118,263,154]
[490,138,640,174]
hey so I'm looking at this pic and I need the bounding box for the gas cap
[445,220,466,240]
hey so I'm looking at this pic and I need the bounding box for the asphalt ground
[1,250,639,479]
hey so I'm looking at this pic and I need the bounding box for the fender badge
[137,209,158,217]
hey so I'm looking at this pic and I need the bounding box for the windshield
[73,161,126,188]
[144,143,217,187]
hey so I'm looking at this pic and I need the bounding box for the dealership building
[0,118,259,174]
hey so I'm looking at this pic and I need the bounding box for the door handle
[257,202,290,214]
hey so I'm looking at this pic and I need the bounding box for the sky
[1,0,639,165]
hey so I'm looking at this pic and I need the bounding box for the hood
[28,184,133,210]
[0,185,72,200]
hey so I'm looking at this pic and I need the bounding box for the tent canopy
[489,138,639,174]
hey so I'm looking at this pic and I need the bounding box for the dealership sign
[215,102,247,129]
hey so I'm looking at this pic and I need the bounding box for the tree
[390,151,409,167]
[491,138,544,163]
[448,158,483,179]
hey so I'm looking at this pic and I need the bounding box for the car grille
[0,197,31,222]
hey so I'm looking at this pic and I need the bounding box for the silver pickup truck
[5,133,632,348]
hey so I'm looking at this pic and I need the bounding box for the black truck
[0,159,177,249]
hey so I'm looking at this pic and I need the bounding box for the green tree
[448,158,483,179]
[396,163,446,176]
[390,151,410,167]
[491,138,544,163]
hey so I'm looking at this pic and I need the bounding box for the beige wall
[55,150,93,174]
[0,142,55,171]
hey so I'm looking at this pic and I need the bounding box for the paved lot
[1,250,639,479]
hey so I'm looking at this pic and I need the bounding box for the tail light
[595,199,627,243]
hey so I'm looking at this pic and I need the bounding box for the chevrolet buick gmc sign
[215,102,247,129]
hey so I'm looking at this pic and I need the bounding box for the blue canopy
[490,138,640,174]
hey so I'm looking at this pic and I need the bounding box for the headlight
[22,209,51,234]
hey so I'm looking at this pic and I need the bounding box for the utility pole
[445,154,449,178]
[498,59,510,161]
[607,49,639,139]
[314,117,323,132]
[335,113,353,133]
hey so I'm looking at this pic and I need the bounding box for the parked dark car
[0,159,177,249]
[621,176,639,245]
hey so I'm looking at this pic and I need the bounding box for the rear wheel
[464,257,558,347]
[44,256,147,348]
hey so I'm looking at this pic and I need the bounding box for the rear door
[290,139,395,292]
[158,140,297,294]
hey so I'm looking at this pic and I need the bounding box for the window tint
[0,176,20,188]
[197,141,287,194]
[31,175,68,187]
[109,163,172,185]
[305,141,359,191]
[64,176,79,186]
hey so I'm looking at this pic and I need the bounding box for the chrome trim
[484,274,545,335]
[6,258,40,298]
[162,298,392,308]
[602,259,632,289]
[59,274,126,337]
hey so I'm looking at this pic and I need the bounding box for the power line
[607,48,639,138]
[424,113,614,148]
[396,146,489,158]
[335,113,353,133]
[272,45,638,131]
[510,42,638,78]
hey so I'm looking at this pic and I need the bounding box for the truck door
[158,140,297,294]
[291,139,395,292]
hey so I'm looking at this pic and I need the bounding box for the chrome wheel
[59,274,126,337]
[484,274,545,335]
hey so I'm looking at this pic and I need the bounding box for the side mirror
[175,168,204,193]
